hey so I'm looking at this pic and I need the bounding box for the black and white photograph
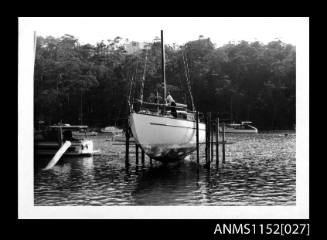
[18,17,309,219]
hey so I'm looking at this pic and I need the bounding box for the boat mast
[161,30,167,101]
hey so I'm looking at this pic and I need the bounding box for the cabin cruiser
[34,125,94,156]
[100,126,123,135]
[72,128,98,136]
[219,121,258,133]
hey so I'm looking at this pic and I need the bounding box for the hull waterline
[129,113,206,162]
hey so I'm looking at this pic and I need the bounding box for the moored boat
[128,30,206,162]
[129,111,205,161]
[100,126,123,135]
[35,125,95,156]
[220,121,258,133]
[72,129,98,136]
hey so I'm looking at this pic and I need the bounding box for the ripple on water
[34,133,296,206]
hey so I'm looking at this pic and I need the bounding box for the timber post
[216,118,219,168]
[205,113,208,165]
[58,127,63,146]
[125,120,130,167]
[141,149,145,164]
[211,114,214,161]
[222,122,226,164]
[208,112,211,167]
[135,144,139,165]
[196,111,199,164]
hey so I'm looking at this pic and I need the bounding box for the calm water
[34,132,296,206]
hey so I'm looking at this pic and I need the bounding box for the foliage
[34,35,295,130]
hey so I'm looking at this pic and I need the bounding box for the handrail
[135,99,188,110]
[133,99,206,117]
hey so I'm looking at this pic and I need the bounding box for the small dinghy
[220,121,258,133]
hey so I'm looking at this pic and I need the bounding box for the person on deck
[166,92,177,118]
[154,94,162,105]
[148,93,156,103]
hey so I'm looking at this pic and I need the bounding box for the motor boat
[35,125,95,156]
[219,121,258,133]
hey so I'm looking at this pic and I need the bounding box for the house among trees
[124,41,146,54]
[186,38,214,49]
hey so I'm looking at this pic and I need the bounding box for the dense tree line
[34,34,295,130]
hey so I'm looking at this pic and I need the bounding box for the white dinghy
[220,121,258,134]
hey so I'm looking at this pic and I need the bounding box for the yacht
[129,30,206,162]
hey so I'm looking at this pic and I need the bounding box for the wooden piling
[211,115,214,161]
[135,144,139,164]
[196,111,199,164]
[204,113,208,163]
[125,121,130,166]
[216,118,219,168]
[141,149,145,164]
[208,112,211,166]
[58,127,63,146]
[222,122,226,164]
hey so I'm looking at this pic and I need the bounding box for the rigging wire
[131,58,139,107]
[177,67,187,104]
[139,44,149,104]
[182,47,195,111]
[127,56,139,112]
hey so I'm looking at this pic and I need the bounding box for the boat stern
[79,140,94,155]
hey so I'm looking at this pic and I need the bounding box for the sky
[22,17,306,47]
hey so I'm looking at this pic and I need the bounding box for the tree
[34,34,296,130]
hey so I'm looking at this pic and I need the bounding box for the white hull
[129,113,206,161]
[73,131,98,136]
[100,127,123,134]
[219,126,258,133]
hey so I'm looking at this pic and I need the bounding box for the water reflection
[132,161,205,205]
